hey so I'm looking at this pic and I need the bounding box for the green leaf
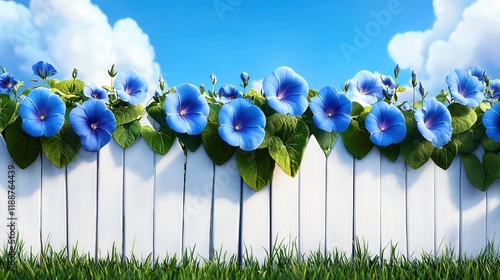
[51,79,85,95]
[435,90,449,103]
[481,135,500,153]
[307,89,318,100]
[207,103,222,123]
[452,123,485,154]
[112,120,141,148]
[236,149,275,191]
[145,101,167,127]
[41,122,81,168]
[266,114,309,177]
[111,104,143,126]
[0,94,17,133]
[141,125,175,155]
[396,86,407,93]
[462,152,500,191]
[4,118,41,168]
[201,122,237,165]
[431,140,458,170]
[448,103,477,135]
[340,119,373,160]
[378,144,400,163]
[401,136,434,169]
[177,132,202,152]
[350,102,364,116]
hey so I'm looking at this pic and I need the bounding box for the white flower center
[39,115,45,120]
[91,123,98,130]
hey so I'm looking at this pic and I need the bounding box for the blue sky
[2,0,500,97]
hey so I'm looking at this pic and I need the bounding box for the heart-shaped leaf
[266,114,309,177]
[401,136,434,169]
[341,119,373,160]
[236,149,275,191]
[141,125,176,155]
[201,122,237,165]
[0,94,17,133]
[41,122,81,168]
[448,103,477,135]
[4,118,41,169]
[113,119,141,148]
[431,140,458,170]
[111,103,143,126]
[462,152,500,191]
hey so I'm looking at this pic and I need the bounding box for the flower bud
[411,70,417,88]
[72,68,78,79]
[199,83,205,93]
[210,73,217,85]
[159,75,165,91]
[394,64,400,79]
[418,81,425,97]
[240,72,249,87]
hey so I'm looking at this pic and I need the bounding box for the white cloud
[388,0,500,93]
[251,79,263,93]
[0,0,161,97]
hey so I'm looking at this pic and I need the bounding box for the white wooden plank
[354,148,380,256]
[0,136,11,250]
[434,159,460,256]
[97,140,123,258]
[380,156,406,259]
[487,181,500,253]
[123,138,155,260]
[326,137,354,257]
[154,140,185,260]
[406,160,434,259]
[271,165,298,252]
[460,166,487,257]
[241,182,270,264]
[298,136,326,256]
[212,156,241,259]
[67,150,97,258]
[15,155,42,256]
[183,147,213,261]
[41,154,67,252]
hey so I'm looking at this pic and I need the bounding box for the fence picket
[241,183,270,264]
[406,160,435,258]
[271,167,298,252]
[0,136,10,250]
[380,156,407,258]
[434,159,460,256]
[354,148,380,256]
[183,147,213,260]
[67,150,97,258]
[326,138,354,257]
[299,136,326,256]
[123,139,155,260]
[154,140,185,261]
[41,155,67,252]
[487,182,500,252]
[97,140,124,257]
[212,156,241,258]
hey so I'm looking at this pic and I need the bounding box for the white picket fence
[1,134,500,263]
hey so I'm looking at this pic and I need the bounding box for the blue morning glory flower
[381,75,396,97]
[32,61,57,79]
[365,101,406,146]
[446,69,484,107]
[218,98,265,151]
[164,83,209,135]
[468,65,487,83]
[483,102,500,142]
[114,69,148,105]
[262,66,309,116]
[414,98,452,148]
[309,86,351,133]
[489,79,500,99]
[84,83,109,102]
[218,84,242,104]
[0,73,18,94]
[19,87,66,137]
[347,70,384,105]
[69,99,116,152]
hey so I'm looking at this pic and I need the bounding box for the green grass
[1,240,499,279]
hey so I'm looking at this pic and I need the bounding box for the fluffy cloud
[0,0,161,95]
[388,0,500,93]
